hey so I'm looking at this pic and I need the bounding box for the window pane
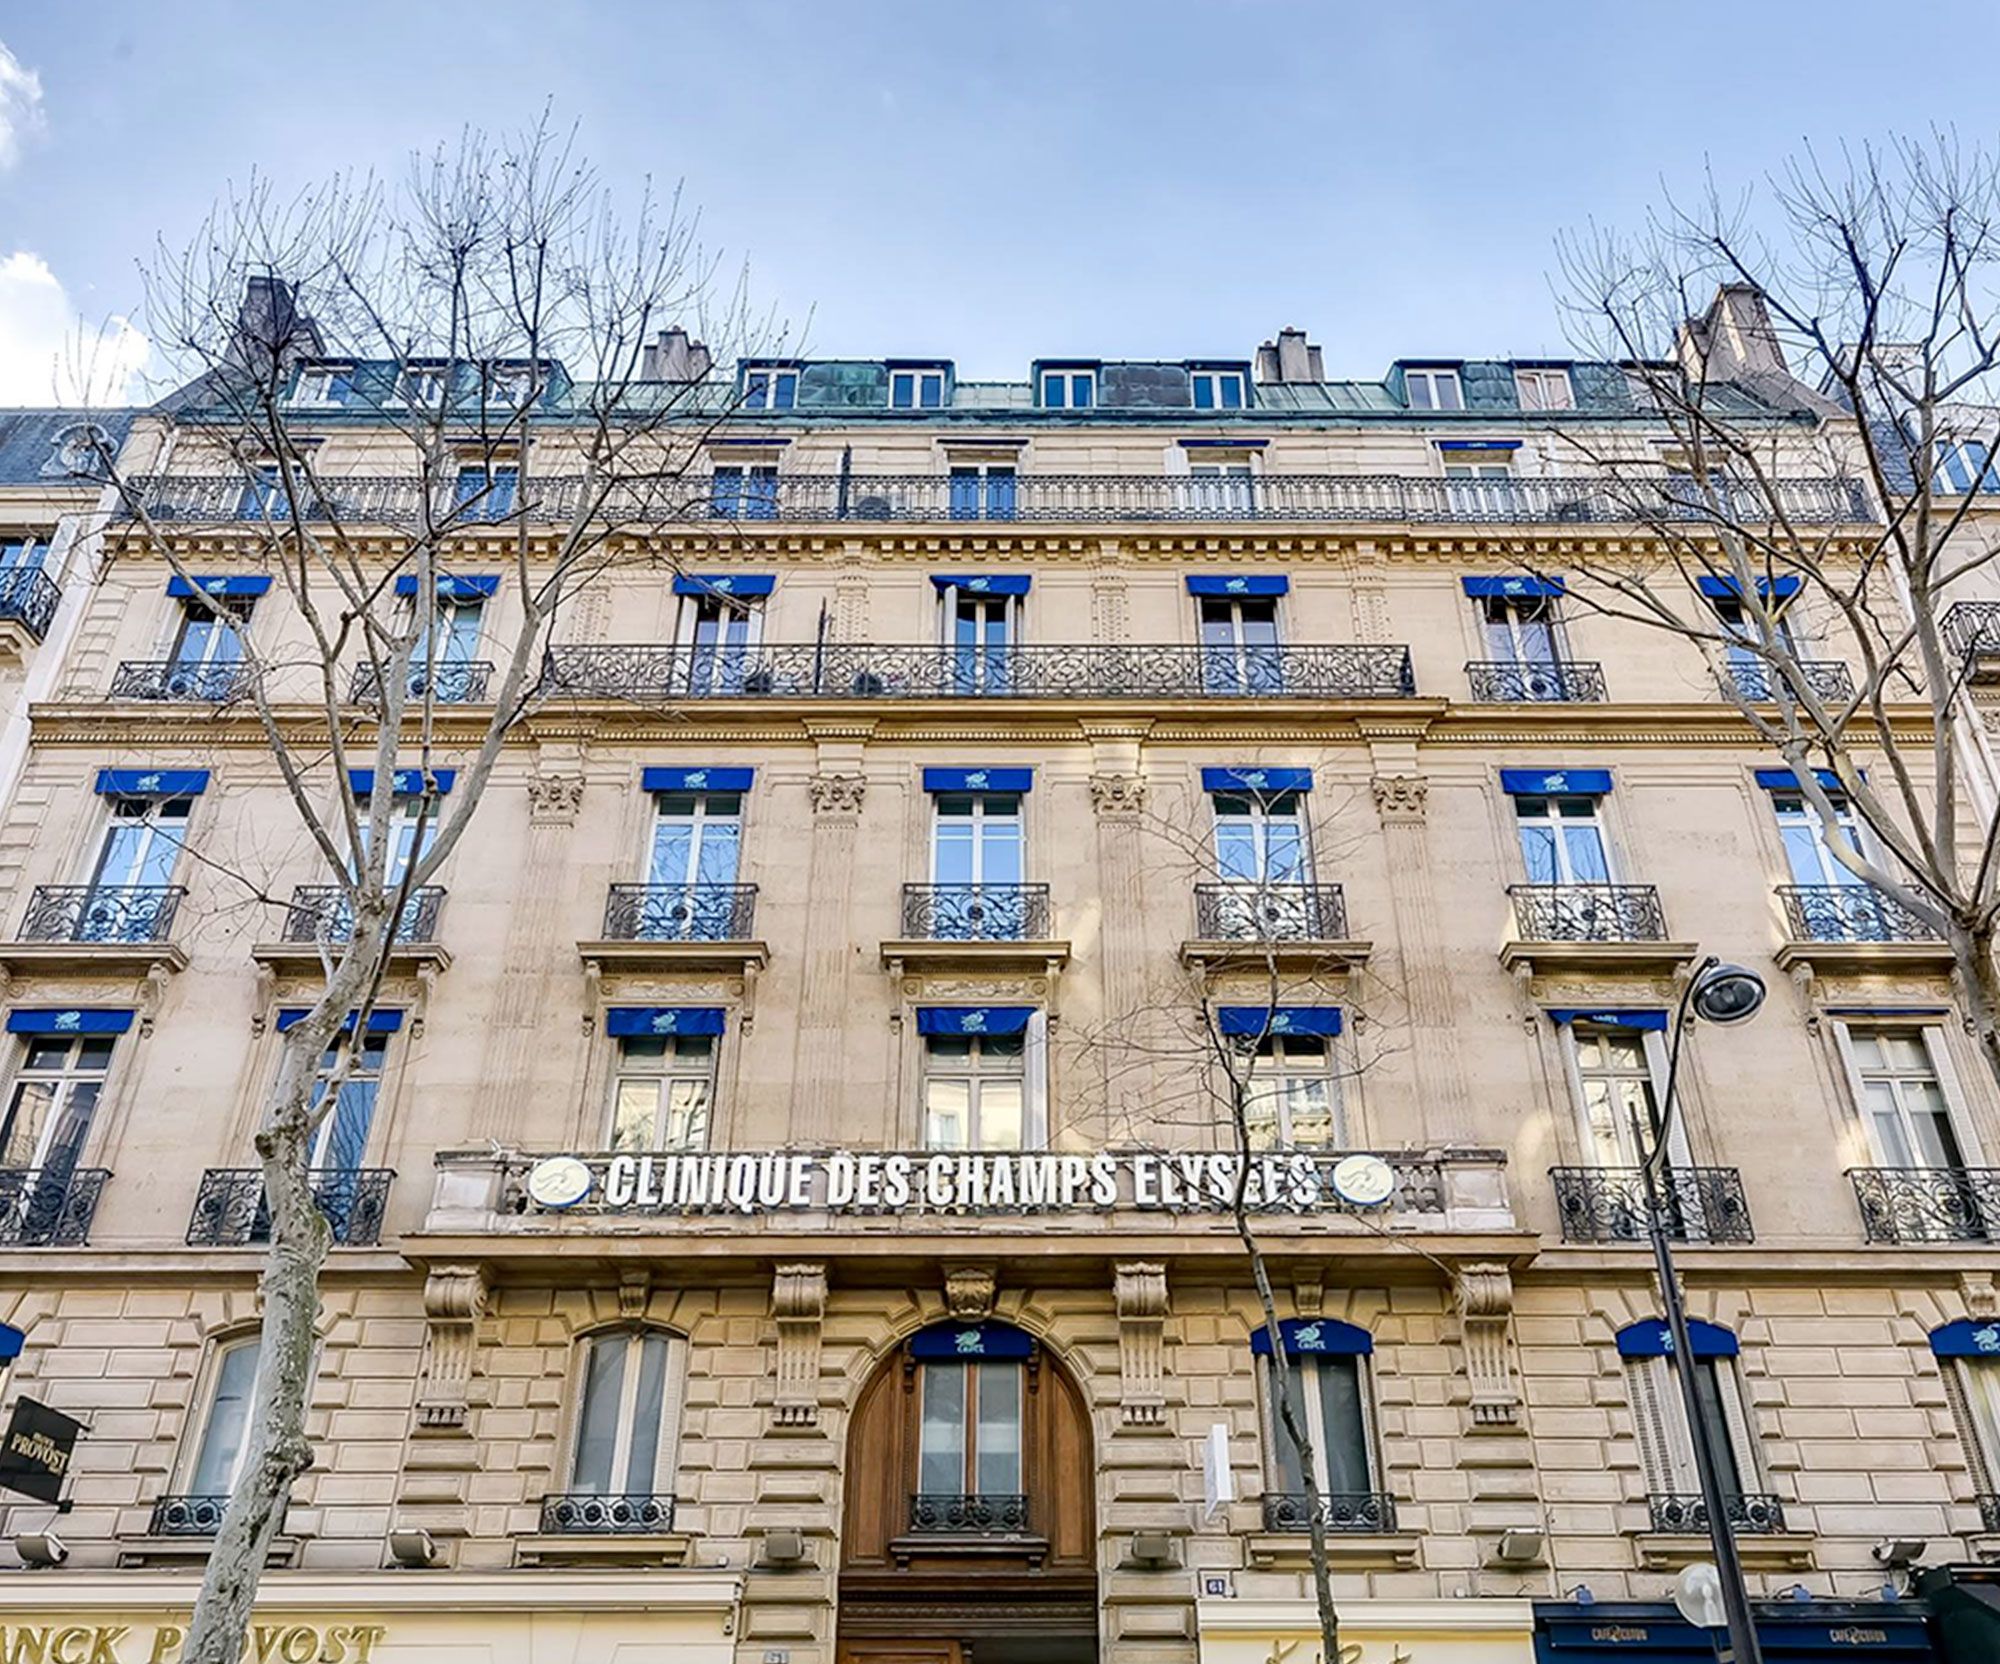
[974,1362,1022,1493]
[1267,1361,1309,1491]
[0,1081,55,1168]
[919,1363,967,1492]
[1691,1360,1743,1496]
[622,1333,670,1492]
[976,1082,1023,1151]
[611,1082,661,1152]
[192,1343,259,1495]
[571,1335,629,1493]
[1517,819,1558,884]
[662,1080,711,1151]
[1316,1356,1372,1492]
[925,1080,970,1151]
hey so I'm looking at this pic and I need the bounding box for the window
[1772,789,1869,891]
[1514,793,1611,884]
[1190,369,1247,410]
[923,1033,1026,1151]
[890,368,947,409]
[1213,790,1309,885]
[1039,368,1095,409]
[1932,1323,2000,1512]
[948,464,1017,523]
[237,464,291,521]
[1198,594,1282,693]
[1186,456,1257,516]
[741,368,798,411]
[293,366,355,408]
[933,791,1023,888]
[568,1329,681,1508]
[304,1025,389,1174]
[483,367,534,408]
[399,366,446,406]
[1566,1024,1670,1169]
[85,793,191,939]
[942,582,1016,688]
[1709,591,1801,694]
[1515,367,1574,411]
[645,789,743,936]
[187,1337,261,1500]
[1840,1026,1966,1171]
[452,462,518,523]
[1258,1323,1380,1523]
[353,786,437,887]
[1621,1321,1767,1526]
[678,588,762,693]
[1934,440,2000,495]
[0,536,48,571]
[171,594,253,671]
[1478,592,1561,668]
[709,463,779,520]
[404,592,484,701]
[1243,1035,1342,1150]
[1442,455,1514,480]
[919,1357,1023,1500]
[0,1033,113,1176]
[1403,367,1464,411]
[608,1036,713,1152]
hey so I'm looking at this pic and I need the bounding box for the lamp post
[1642,956,1768,1664]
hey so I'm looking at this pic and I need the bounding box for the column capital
[1089,772,1149,817]
[526,772,584,825]
[808,772,867,816]
[1370,772,1429,821]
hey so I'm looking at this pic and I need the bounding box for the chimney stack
[1255,327,1324,384]
[641,326,713,382]
[225,277,325,377]
[1675,284,1788,383]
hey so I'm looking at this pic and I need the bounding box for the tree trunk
[1952,920,2000,1102]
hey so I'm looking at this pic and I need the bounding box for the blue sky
[0,1,1992,399]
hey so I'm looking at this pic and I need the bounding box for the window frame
[889,368,948,410]
[300,1025,392,1173]
[930,790,1025,888]
[180,1332,264,1499]
[1403,367,1464,412]
[1515,367,1575,411]
[1210,787,1312,886]
[1189,368,1248,411]
[916,1356,1026,1498]
[1626,1348,1763,1505]
[0,1031,117,1173]
[169,593,254,669]
[741,367,799,411]
[1475,590,1564,666]
[1258,1346,1382,1500]
[0,535,50,571]
[88,792,193,893]
[1832,1020,1981,1169]
[1556,1021,1689,1170]
[1241,1033,1345,1151]
[292,365,356,409]
[1039,368,1097,410]
[563,1326,687,1501]
[1944,1355,2000,1498]
[920,1023,1044,1152]
[606,1033,716,1154]
[1513,791,1615,885]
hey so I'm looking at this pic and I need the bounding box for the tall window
[919,1358,1023,1500]
[1515,367,1574,411]
[679,589,762,694]
[645,789,742,938]
[933,791,1024,890]
[1198,594,1281,693]
[170,594,252,672]
[947,464,1017,523]
[890,368,947,409]
[1841,1026,1966,1171]
[1403,367,1464,411]
[1213,789,1309,886]
[1932,1322,2000,1513]
[941,582,1016,688]
[1040,368,1095,409]
[305,1027,390,1173]
[608,1036,713,1152]
[741,368,798,411]
[1621,1320,1766,1522]
[1243,1035,1342,1150]
[1773,790,1868,889]
[1190,369,1247,410]
[1478,593,1562,670]
[1565,1024,1670,1168]
[1515,793,1611,884]
[355,788,437,887]
[923,1033,1026,1151]
[187,1337,261,1500]
[1709,591,1801,693]
[1258,1322,1380,1522]
[0,1033,113,1176]
[569,1330,680,1505]
[452,462,518,522]
[86,794,191,941]
[709,463,779,520]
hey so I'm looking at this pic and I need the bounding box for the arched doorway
[838,1318,1098,1664]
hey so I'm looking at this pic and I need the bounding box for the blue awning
[1437,439,1523,452]
[1754,767,1845,792]
[1548,1009,1668,1032]
[1217,1006,1343,1038]
[1616,1317,1738,1359]
[0,1323,22,1361]
[915,1006,1035,1037]
[672,574,775,598]
[1500,768,1612,796]
[922,767,1033,794]
[1186,575,1288,597]
[393,573,499,601]
[1201,767,1312,795]
[1462,575,1565,598]
[642,767,754,793]
[1932,1319,2000,1358]
[908,1320,1035,1361]
[275,1007,406,1035]
[1697,574,1803,600]
[95,769,210,798]
[6,1008,134,1036]
[930,574,1031,596]
[605,1006,726,1039]
[350,769,457,797]
[1534,1604,1933,1662]
[166,575,271,599]
[1251,1318,1373,1358]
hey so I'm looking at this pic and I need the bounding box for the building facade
[0,302,1977,1663]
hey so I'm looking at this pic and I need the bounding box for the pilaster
[793,723,873,1140]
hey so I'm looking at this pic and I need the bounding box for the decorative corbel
[1291,1269,1324,1319]
[412,960,439,1038]
[944,1264,997,1322]
[1963,1271,1999,1320]
[617,1268,652,1321]
[581,959,602,1033]
[138,960,172,1037]
[416,1262,490,1430]
[772,1262,828,1429]
[1113,1261,1168,1428]
[250,962,277,1034]
[1454,1260,1521,1427]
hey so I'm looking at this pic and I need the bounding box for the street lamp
[1642,957,1768,1664]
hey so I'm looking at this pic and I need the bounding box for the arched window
[1251,1319,1387,1531]
[154,1333,262,1536]
[1932,1320,2000,1528]
[1616,1318,1780,1532]
[546,1327,685,1534]
[908,1321,1032,1530]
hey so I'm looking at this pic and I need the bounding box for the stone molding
[771,1261,828,1428]
[807,772,866,816]
[1370,772,1429,821]
[416,1262,490,1429]
[1088,772,1149,817]
[944,1263,998,1322]
[1455,1260,1521,1427]
[1114,1261,1169,1428]
[525,772,585,825]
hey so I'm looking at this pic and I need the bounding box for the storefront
[0,1570,743,1663]
[1532,1599,1935,1663]
[1196,1597,1538,1664]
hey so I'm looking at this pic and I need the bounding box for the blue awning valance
[642,767,754,794]
[1186,575,1288,597]
[1616,1317,1738,1359]
[1436,439,1523,452]
[1217,1006,1343,1038]
[1251,1318,1372,1358]
[95,769,209,798]
[672,573,775,598]
[275,1007,406,1035]
[1462,574,1565,598]
[915,1006,1035,1038]
[6,1008,134,1036]
[166,575,271,599]
[1534,1605,1933,1662]
[1500,768,1612,796]
[1201,767,1312,795]
[393,573,499,601]
[0,1324,22,1361]
[908,1320,1035,1361]
[605,1006,726,1039]
[930,574,1031,596]
[350,769,457,797]
[1932,1319,2000,1358]
[922,768,1033,794]
[1697,574,1803,601]
[1754,767,1845,792]
[1548,1008,1668,1032]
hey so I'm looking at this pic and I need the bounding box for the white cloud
[0,41,44,169]
[0,251,151,406]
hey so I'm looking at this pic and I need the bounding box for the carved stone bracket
[1088,773,1149,818]
[1370,773,1428,823]
[138,960,172,1036]
[808,773,867,817]
[772,1262,828,1428]
[527,773,585,826]
[1454,1261,1521,1427]
[618,1268,652,1321]
[1114,1261,1169,1428]
[250,962,278,1034]
[1963,1271,1999,1320]
[944,1263,998,1322]
[416,1262,490,1430]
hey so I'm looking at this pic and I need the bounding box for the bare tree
[1527,136,2000,1090]
[92,124,770,1661]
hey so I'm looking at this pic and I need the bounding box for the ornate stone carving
[944,1264,997,1322]
[416,1263,490,1429]
[1088,773,1149,817]
[526,773,585,825]
[772,1262,828,1428]
[138,960,172,1037]
[250,962,278,1034]
[1370,773,1429,822]
[1454,1261,1521,1427]
[617,1269,652,1321]
[1114,1261,1169,1428]
[1963,1272,1999,1319]
[808,773,867,816]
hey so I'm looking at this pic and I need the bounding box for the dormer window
[742,367,798,411]
[1404,367,1463,412]
[1516,367,1574,411]
[1190,368,1247,410]
[890,368,947,410]
[1039,368,1096,410]
[483,367,534,408]
[293,366,356,409]
[399,367,446,406]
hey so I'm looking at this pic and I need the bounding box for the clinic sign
[523,1149,1400,1217]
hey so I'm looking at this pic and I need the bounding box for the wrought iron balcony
[1193,883,1349,941]
[0,1166,109,1246]
[1261,1491,1397,1533]
[1723,660,1855,702]
[907,1492,1030,1534]
[901,883,1052,941]
[1647,1492,1787,1534]
[279,884,444,945]
[1465,659,1607,702]
[19,884,184,945]
[539,1492,676,1534]
[544,642,1416,701]
[1778,884,1939,943]
[0,567,60,641]
[186,1167,393,1247]
[109,659,255,702]
[1849,1166,2000,1243]
[349,659,495,705]
[1549,1165,1754,1244]
[149,1494,227,1537]
[1942,600,2000,665]
[1508,884,1668,942]
[602,882,758,942]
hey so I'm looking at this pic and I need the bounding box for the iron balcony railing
[279,884,445,945]
[1548,1166,1754,1244]
[901,883,1052,941]
[149,1494,227,1537]
[349,660,495,705]
[907,1493,1030,1534]
[0,1166,109,1246]
[1508,883,1669,942]
[0,568,60,642]
[19,884,185,945]
[186,1167,393,1247]
[1647,1492,1787,1534]
[1777,884,1939,944]
[539,1492,676,1534]
[1261,1491,1397,1533]
[1465,659,1608,702]
[1942,600,2000,661]
[117,472,1875,527]
[109,659,256,702]
[1849,1166,2000,1243]
[1193,882,1350,941]
[1724,660,1856,703]
[602,882,758,942]
[544,642,1417,702]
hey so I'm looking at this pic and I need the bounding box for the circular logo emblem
[1330,1154,1395,1208]
[525,1156,592,1210]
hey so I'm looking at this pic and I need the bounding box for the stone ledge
[1178,938,1371,973]
[1775,939,1957,978]
[579,939,769,975]
[1632,1530,1816,1571]
[513,1530,693,1567]
[1243,1530,1421,1570]
[1499,938,1699,979]
[116,1533,301,1570]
